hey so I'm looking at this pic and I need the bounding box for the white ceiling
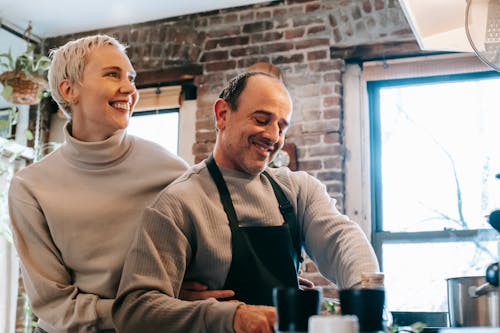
[0,0,270,38]
[399,0,472,52]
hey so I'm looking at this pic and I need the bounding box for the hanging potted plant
[0,43,51,105]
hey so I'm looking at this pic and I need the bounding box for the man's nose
[263,123,281,143]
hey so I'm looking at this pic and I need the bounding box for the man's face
[214,74,293,175]
[68,45,138,141]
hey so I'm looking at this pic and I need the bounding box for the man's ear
[214,98,230,131]
[59,80,78,104]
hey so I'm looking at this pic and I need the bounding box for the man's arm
[112,207,240,333]
[296,172,380,288]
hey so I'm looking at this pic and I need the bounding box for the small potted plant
[0,43,51,105]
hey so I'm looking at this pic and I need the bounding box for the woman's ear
[59,80,78,104]
[214,98,230,131]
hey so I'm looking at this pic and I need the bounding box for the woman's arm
[9,181,112,332]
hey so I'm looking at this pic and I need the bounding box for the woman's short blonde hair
[48,34,127,118]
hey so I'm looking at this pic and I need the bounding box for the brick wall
[41,0,414,304]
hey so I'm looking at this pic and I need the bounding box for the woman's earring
[72,98,78,104]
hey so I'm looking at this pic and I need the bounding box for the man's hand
[179,281,235,301]
[298,276,314,289]
[233,304,276,333]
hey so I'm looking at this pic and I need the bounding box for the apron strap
[262,170,304,269]
[205,154,303,270]
[205,154,240,232]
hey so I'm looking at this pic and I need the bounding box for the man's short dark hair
[219,71,275,110]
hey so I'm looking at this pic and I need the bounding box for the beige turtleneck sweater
[8,123,188,333]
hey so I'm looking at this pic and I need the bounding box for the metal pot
[447,275,500,327]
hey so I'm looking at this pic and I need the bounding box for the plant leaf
[1,85,13,100]
[24,129,34,141]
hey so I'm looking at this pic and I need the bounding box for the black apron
[205,155,303,306]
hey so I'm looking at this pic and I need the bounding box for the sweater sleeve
[8,178,113,332]
[112,206,239,333]
[295,172,380,288]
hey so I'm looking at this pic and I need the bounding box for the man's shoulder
[163,161,209,193]
[265,166,314,185]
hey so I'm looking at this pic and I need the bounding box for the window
[128,108,179,155]
[343,54,500,314]
[127,84,196,162]
[369,70,500,311]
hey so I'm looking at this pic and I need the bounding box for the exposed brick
[237,56,271,68]
[284,27,305,39]
[230,46,261,57]
[362,0,372,13]
[324,71,341,82]
[205,36,250,50]
[391,28,414,36]
[256,10,272,20]
[324,133,341,144]
[239,11,255,21]
[207,26,241,38]
[196,131,216,143]
[324,109,341,120]
[293,16,324,27]
[328,13,338,27]
[251,31,283,43]
[307,25,327,35]
[332,27,342,43]
[295,85,320,98]
[323,96,341,108]
[306,3,322,13]
[327,184,344,195]
[374,0,385,10]
[307,49,328,61]
[299,159,322,170]
[200,50,228,62]
[224,13,238,24]
[151,44,162,58]
[287,0,316,4]
[302,119,340,134]
[388,0,398,8]
[196,118,215,131]
[209,16,224,25]
[309,61,341,72]
[317,170,344,182]
[309,144,341,157]
[261,42,294,53]
[272,53,304,65]
[294,133,322,145]
[193,142,214,155]
[324,156,343,169]
[295,38,329,49]
[243,21,274,33]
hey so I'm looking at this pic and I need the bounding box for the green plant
[0,43,51,103]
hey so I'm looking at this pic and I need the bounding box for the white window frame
[343,53,493,242]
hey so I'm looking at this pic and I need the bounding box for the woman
[7,35,231,333]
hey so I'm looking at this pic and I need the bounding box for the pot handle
[470,282,496,298]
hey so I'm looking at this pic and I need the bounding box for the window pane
[379,77,500,232]
[383,240,498,311]
[128,111,179,155]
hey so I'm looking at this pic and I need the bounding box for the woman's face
[68,44,138,141]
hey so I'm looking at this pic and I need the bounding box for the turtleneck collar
[60,122,133,169]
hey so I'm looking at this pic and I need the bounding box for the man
[112,72,379,333]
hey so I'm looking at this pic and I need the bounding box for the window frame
[366,71,500,268]
[343,53,500,268]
